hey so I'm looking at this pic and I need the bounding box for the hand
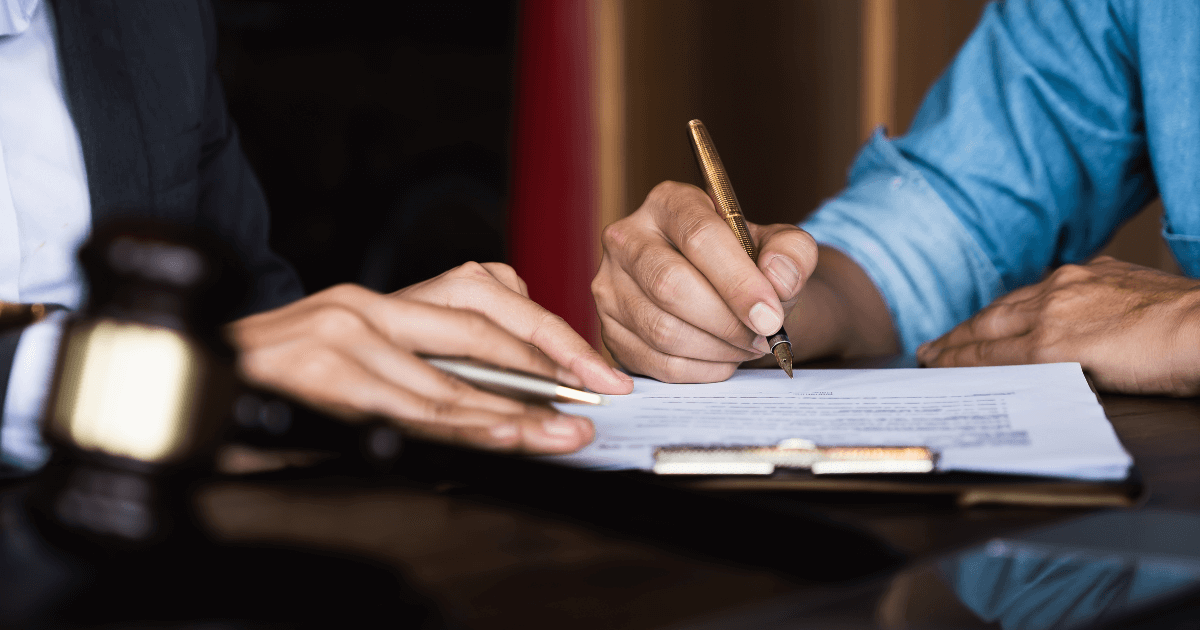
[917,256,1200,395]
[395,261,632,395]
[592,181,818,382]
[227,263,632,454]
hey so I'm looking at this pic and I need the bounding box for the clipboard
[668,466,1143,508]
[644,369,1141,508]
[651,440,1140,508]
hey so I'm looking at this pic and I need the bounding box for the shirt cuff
[802,130,1004,354]
[1,309,67,471]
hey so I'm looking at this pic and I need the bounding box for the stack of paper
[550,363,1132,481]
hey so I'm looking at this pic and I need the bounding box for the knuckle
[478,423,520,449]
[657,354,690,383]
[447,261,491,283]
[675,214,723,253]
[1050,263,1091,284]
[294,347,343,382]
[601,220,631,251]
[481,262,525,292]
[322,282,366,302]
[481,261,516,276]
[529,311,569,346]
[457,310,493,336]
[659,354,734,384]
[311,304,367,340]
[419,397,459,423]
[648,180,691,204]
[1040,291,1077,316]
[973,307,1007,335]
[590,271,612,305]
[645,257,687,304]
[938,346,965,366]
[722,272,758,303]
[646,309,682,351]
[440,372,476,400]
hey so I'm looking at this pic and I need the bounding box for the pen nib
[773,344,794,378]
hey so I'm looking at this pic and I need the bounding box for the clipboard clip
[652,439,938,476]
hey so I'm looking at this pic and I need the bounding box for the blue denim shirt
[803,0,1200,354]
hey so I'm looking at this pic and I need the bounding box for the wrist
[791,247,898,360]
[1171,286,1200,395]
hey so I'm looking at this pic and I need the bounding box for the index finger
[361,297,567,381]
[649,183,786,337]
[922,283,1045,354]
[922,334,1037,368]
[459,283,635,395]
[388,280,633,395]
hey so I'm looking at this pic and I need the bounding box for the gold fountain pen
[688,119,794,377]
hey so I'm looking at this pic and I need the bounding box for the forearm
[787,246,898,361]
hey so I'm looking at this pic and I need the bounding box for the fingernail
[611,367,633,384]
[490,423,518,440]
[766,256,800,296]
[748,302,783,336]
[543,415,581,437]
[752,335,770,353]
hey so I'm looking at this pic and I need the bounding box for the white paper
[548,363,1132,481]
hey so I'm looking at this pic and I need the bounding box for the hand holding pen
[230,261,633,456]
[592,122,820,383]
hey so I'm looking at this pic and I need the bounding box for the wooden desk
[194,374,1200,630]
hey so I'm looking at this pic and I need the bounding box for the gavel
[0,219,440,629]
[31,221,398,549]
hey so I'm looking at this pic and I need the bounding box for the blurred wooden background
[604,0,1173,270]
[219,0,1177,349]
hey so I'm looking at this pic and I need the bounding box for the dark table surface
[188,359,1200,629]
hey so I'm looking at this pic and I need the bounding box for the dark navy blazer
[0,0,304,429]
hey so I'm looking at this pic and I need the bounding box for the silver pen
[426,357,606,405]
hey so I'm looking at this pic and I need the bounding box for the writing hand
[917,256,1200,395]
[227,263,630,454]
[592,181,818,382]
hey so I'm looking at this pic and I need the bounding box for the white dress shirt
[0,0,92,470]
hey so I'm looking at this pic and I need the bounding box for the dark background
[214,0,518,295]
[212,0,1175,308]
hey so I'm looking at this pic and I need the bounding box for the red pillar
[508,0,599,347]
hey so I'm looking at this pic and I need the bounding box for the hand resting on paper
[917,256,1200,396]
[228,262,633,454]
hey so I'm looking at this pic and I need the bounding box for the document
[549,363,1132,481]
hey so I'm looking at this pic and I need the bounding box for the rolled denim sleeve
[804,131,1003,354]
[804,0,1155,354]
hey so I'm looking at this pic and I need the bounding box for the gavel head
[38,220,247,544]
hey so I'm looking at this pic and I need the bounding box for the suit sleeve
[193,0,304,318]
[0,315,66,474]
